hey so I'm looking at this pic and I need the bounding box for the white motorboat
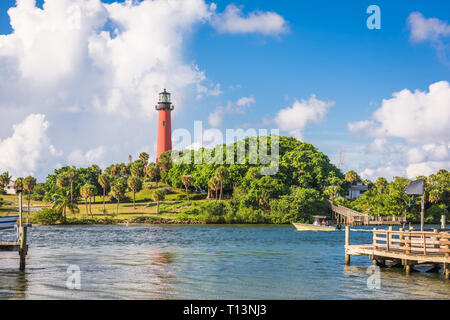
[0,215,19,230]
[292,216,335,232]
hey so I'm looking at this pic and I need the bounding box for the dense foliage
[2,136,449,225]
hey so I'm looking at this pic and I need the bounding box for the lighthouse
[155,89,174,162]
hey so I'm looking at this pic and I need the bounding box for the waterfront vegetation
[0,136,448,225]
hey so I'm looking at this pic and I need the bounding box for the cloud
[407,12,450,42]
[349,81,450,144]
[0,1,292,179]
[236,95,256,107]
[274,95,335,140]
[211,4,288,36]
[0,0,217,178]
[208,96,256,127]
[67,146,107,168]
[407,12,450,63]
[349,81,450,179]
[0,114,60,179]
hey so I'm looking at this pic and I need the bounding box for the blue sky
[0,0,449,180]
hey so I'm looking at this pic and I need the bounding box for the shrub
[31,184,46,201]
[32,208,62,225]
[425,204,448,224]
[181,207,200,215]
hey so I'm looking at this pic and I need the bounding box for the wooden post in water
[442,215,446,230]
[18,192,28,271]
[420,194,425,232]
[345,225,350,266]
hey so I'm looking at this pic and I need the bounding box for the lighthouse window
[163,121,166,126]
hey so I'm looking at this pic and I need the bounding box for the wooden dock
[328,201,407,226]
[0,192,30,270]
[345,226,450,279]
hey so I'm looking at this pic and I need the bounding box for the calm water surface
[0,225,449,299]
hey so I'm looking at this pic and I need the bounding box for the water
[0,225,449,300]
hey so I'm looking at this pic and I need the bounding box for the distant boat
[293,216,335,232]
[0,216,19,230]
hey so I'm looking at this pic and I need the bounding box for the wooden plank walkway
[328,200,407,226]
[345,227,450,279]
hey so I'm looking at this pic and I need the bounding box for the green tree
[14,177,24,193]
[131,160,145,178]
[375,177,388,194]
[270,187,326,224]
[52,189,79,222]
[66,168,78,204]
[110,178,127,215]
[208,176,220,201]
[0,172,11,189]
[80,184,91,217]
[146,164,161,187]
[127,176,142,209]
[215,166,228,201]
[139,152,150,167]
[181,175,193,200]
[152,189,166,214]
[98,173,110,211]
[23,176,37,215]
[345,170,360,185]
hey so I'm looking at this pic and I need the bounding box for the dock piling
[345,225,350,266]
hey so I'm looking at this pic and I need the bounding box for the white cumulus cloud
[208,96,256,127]
[349,81,450,180]
[407,12,450,64]
[274,95,335,140]
[211,4,288,36]
[407,12,450,42]
[0,0,290,179]
[0,114,60,179]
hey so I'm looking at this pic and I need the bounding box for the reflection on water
[0,225,449,300]
[0,270,28,299]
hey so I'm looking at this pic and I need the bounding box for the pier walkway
[328,200,407,226]
[345,227,450,279]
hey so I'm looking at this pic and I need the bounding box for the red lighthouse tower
[155,89,174,162]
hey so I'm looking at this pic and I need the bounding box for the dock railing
[372,229,450,257]
[328,200,407,226]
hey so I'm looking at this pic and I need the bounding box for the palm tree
[110,178,127,215]
[80,185,90,216]
[111,165,119,178]
[0,172,11,189]
[181,175,193,199]
[146,164,160,187]
[23,176,37,216]
[139,152,149,167]
[98,174,110,211]
[87,184,97,217]
[208,177,219,202]
[53,189,79,222]
[127,176,142,209]
[14,177,24,193]
[345,170,360,185]
[56,173,69,189]
[152,189,165,214]
[66,169,78,204]
[130,160,145,178]
[215,166,228,201]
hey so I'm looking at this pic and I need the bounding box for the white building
[5,181,16,195]
[345,182,368,200]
